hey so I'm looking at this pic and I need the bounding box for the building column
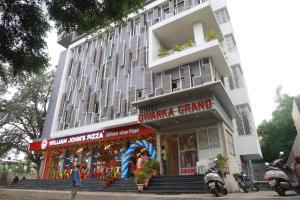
[193,22,205,45]
[156,132,162,174]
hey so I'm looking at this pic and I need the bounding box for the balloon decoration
[121,140,156,179]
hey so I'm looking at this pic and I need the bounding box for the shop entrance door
[164,135,179,176]
[178,133,198,175]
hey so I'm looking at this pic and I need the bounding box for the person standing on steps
[71,165,81,200]
[161,145,167,175]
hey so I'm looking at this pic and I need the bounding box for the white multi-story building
[30,0,262,188]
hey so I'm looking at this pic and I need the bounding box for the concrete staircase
[144,174,207,194]
[11,178,137,192]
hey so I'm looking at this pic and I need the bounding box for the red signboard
[138,99,213,123]
[29,124,155,151]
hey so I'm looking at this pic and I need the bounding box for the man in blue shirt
[71,166,81,200]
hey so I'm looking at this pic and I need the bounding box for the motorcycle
[233,171,259,192]
[264,151,300,196]
[204,167,228,197]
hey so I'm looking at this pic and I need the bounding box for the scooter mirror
[264,162,269,166]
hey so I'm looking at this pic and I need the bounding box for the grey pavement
[0,189,300,200]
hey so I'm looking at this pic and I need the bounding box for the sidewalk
[0,189,299,200]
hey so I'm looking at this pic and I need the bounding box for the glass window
[132,18,140,36]
[176,0,185,13]
[224,35,236,52]
[226,131,235,156]
[198,129,209,150]
[201,57,210,66]
[179,133,197,150]
[215,8,229,24]
[198,127,220,150]
[172,79,181,91]
[180,150,198,168]
[236,104,255,135]
[230,65,244,89]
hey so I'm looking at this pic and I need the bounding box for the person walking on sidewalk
[71,166,81,200]
[161,145,167,175]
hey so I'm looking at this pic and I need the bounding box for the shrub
[134,171,146,184]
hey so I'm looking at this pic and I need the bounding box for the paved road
[0,189,299,200]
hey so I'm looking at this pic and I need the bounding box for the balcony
[148,1,229,75]
[149,39,231,76]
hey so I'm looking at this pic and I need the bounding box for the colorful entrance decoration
[121,140,156,179]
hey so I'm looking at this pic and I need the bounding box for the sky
[46,0,300,127]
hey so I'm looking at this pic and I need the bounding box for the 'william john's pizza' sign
[138,99,213,123]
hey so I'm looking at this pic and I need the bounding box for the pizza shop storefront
[29,124,156,179]
[133,87,240,176]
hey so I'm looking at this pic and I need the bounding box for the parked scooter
[264,151,300,196]
[233,170,259,192]
[204,167,228,197]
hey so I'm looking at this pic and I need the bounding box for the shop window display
[178,133,198,175]
[42,135,156,180]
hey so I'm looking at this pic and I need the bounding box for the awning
[29,124,155,151]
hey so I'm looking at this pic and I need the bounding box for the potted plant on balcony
[158,48,168,57]
[172,44,182,52]
[184,39,194,48]
[205,30,218,42]
[134,171,146,192]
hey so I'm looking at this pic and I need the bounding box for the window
[224,35,236,52]
[104,59,112,78]
[198,127,220,150]
[132,18,140,36]
[176,0,184,13]
[136,89,144,99]
[94,102,99,113]
[236,104,255,135]
[179,133,198,169]
[201,57,210,66]
[230,65,244,89]
[172,79,181,91]
[215,8,229,24]
[226,131,235,156]
[162,4,170,19]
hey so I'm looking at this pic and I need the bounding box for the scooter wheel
[275,185,286,196]
[251,184,259,192]
[239,183,249,193]
[223,187,228,195]
[212,187,221,197]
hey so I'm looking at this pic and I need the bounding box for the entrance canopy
[132,81,238,130]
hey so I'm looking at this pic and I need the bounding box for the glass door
[178,133,198,175]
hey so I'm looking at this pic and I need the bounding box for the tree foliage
[0,71,54,168]
[0,0,144,81]
[257,87,300,162]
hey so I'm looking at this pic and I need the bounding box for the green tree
[257,87,300,162]
[0,0,144,81]
[0,71,54,169]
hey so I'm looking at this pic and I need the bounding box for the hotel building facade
[30,0,262,184]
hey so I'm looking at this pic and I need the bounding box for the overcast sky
[46,0,300,127]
